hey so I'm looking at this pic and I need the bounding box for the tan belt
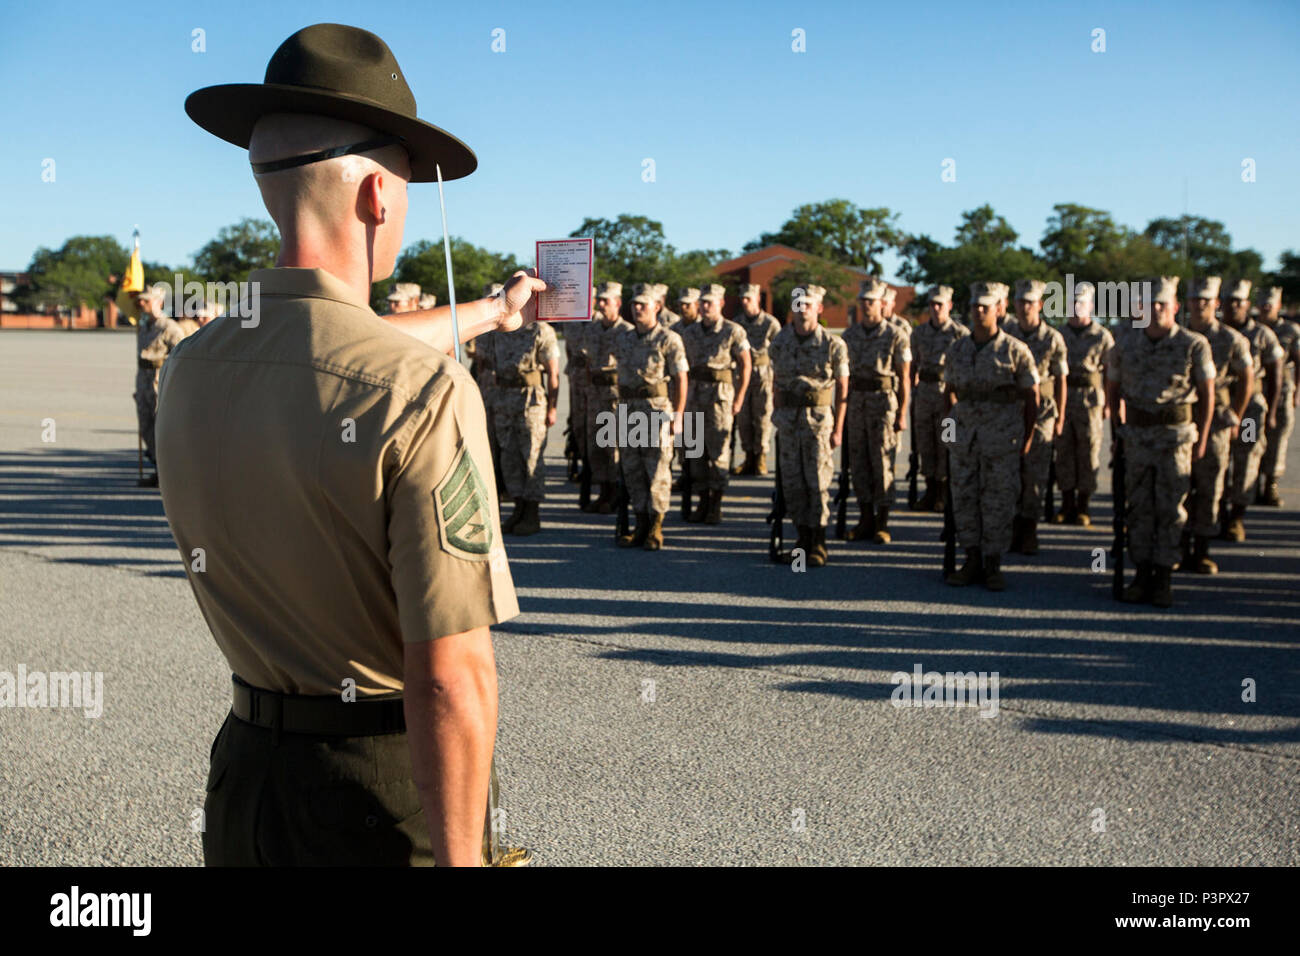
[1127,403,1192,427]
[496,369,542,388]
[918,367,944,383]
[1214,386,1231,410]
[589,369,617,387]
[955,387,1017,404]
[780,387,833,407]
[751,352,770,367]
[691,366,733,384]
[138,358,163,369]
[850,376,893,392]
[619,381,669,399]
[1067,370,1101,388]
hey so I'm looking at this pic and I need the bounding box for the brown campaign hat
[185,23,477,182]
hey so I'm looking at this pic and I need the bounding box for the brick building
[711,244,915,329]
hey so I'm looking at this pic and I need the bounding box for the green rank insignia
[434,445,494,558]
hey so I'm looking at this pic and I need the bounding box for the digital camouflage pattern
[843,319,911,508]
[1227,318,1284,507]
[488,322,559,502]
[910,317,969,483]
[734,309,781,465]
[1261,316,1299,480]
[1007,320,1068,520]
[944,331,1038,554]
[1188,320,1250,536]
[1057,321,1114,495]
[680,317,750,490]
[769,324,849,528]
[582,316,633,483]
[615,324,688,514]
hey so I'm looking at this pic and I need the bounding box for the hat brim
[974,296,998,306]
[184,83,477,182]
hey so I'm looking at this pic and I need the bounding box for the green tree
[744,199,902,274]
[1143,215,1234,275]
[569,214,728,300]
[23,235,128,310]
[1271,250,1300,305]
[768,258,854,320]
[192,218,280,286]
[1040,203,1125,276]
[373,238,522,312]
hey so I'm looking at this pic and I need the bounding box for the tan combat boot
[704,490,723,524]
[618,511,650,548]
[1150,565,1173,608]
[1054,490,1075,525]
[808,526,828,567]
[1021,518,1039,556]
[787,525,813,565]
[1191,535,1218,575]
[872,506,892,544]
[844,509,875,541]
[1261,479,1283,507]
[946,547,982,586]
[1076,492,1092,527]
[511,500,541,536]
[1121,562,1154,603]
[982,553,1005,591]
[642,512,664,550]
[755,452,768,476]
[1220,505,1246,541]
[916,483,937,512]
[687,488,711,523]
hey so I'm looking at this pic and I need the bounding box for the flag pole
[435,164,462,364]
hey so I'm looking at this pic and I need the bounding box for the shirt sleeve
[387,372,519,643]
[667,333,688,374]
[1191,337,1214,386]
[732,325,751,357]
[1014,343,1040,388]
[1262,327,1284,364]
[1106,339,1123,382]
[832,338,850,379]
[1229,336,1252,375]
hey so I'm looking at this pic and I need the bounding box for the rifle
[834,460,851,539]
[906,400,919,510]
[1111,430,1126,600]
[941,446,956,578]
[578,452,593,510]
[680,448,694,520]
[766,433,787,563]
[563,422,580,483]
[1044,454,1057,522]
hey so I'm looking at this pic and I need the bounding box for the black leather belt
[231,674,405,736]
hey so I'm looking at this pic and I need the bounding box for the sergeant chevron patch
[434,445,494,558]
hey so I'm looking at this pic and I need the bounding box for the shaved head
[250,113,411,283]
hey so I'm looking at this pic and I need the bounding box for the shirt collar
[248,268,375,313]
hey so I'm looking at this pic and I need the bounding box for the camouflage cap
[991,282,1011,302]
[677,287,700,304]
[418,294,438,309]
[1074,281,1095,301]
[630,282,656,305]
[1228,279,1252,301]
[651,282,669,301]
[1257,285,1283,308]
[387,282,420,301]
[1190,276,1221,300]
[699,283,727,302]
[1145,276,1180,305]
[858,278,888,301]
[929,284,953,304]
[595,281,623,300]
[136,282,167,301]
[739,283,761,299]
[1015,278,1046,302]
[970,281,1000,306]
[882,286,898,304]
[794,284,826,306]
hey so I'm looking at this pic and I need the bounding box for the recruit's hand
[1054,416,1065,438]
[831,426,843,449]
[731,397,743,417]
[1268,411,1278,431]
[672,411,683,436]
[1194,437,1208,461]
[495,269,547,332]
[546,406,557,428]
[1021,435,1034,457]
[895,411,907,432]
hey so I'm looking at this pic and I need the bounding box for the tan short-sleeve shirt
[155,267,518,697]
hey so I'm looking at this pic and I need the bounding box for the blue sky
[2,0,1297,279]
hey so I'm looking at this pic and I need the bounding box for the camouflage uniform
[1007,318,1068,525]
[1260,313,1299,488]
[614,323,687,517]
[134,308,186,464]
[565,322,592,465]
[583,315,633,486]
[1187,317,1250,540]
[488,322,559,502]
[1058,320,1114,498]
[769,323,849,529]
[843,318,910,511]
[1226,316,1283,509]
[734,307,781,470]
[1108,323,1214,568]
[910,315,969,488]
[944,330,1039,556]
[680,316,750,491]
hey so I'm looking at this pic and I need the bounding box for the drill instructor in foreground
[159,23,544,866]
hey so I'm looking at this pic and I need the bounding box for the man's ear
[362,170,386,223]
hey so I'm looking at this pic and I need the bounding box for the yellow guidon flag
[120,228,145,325]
